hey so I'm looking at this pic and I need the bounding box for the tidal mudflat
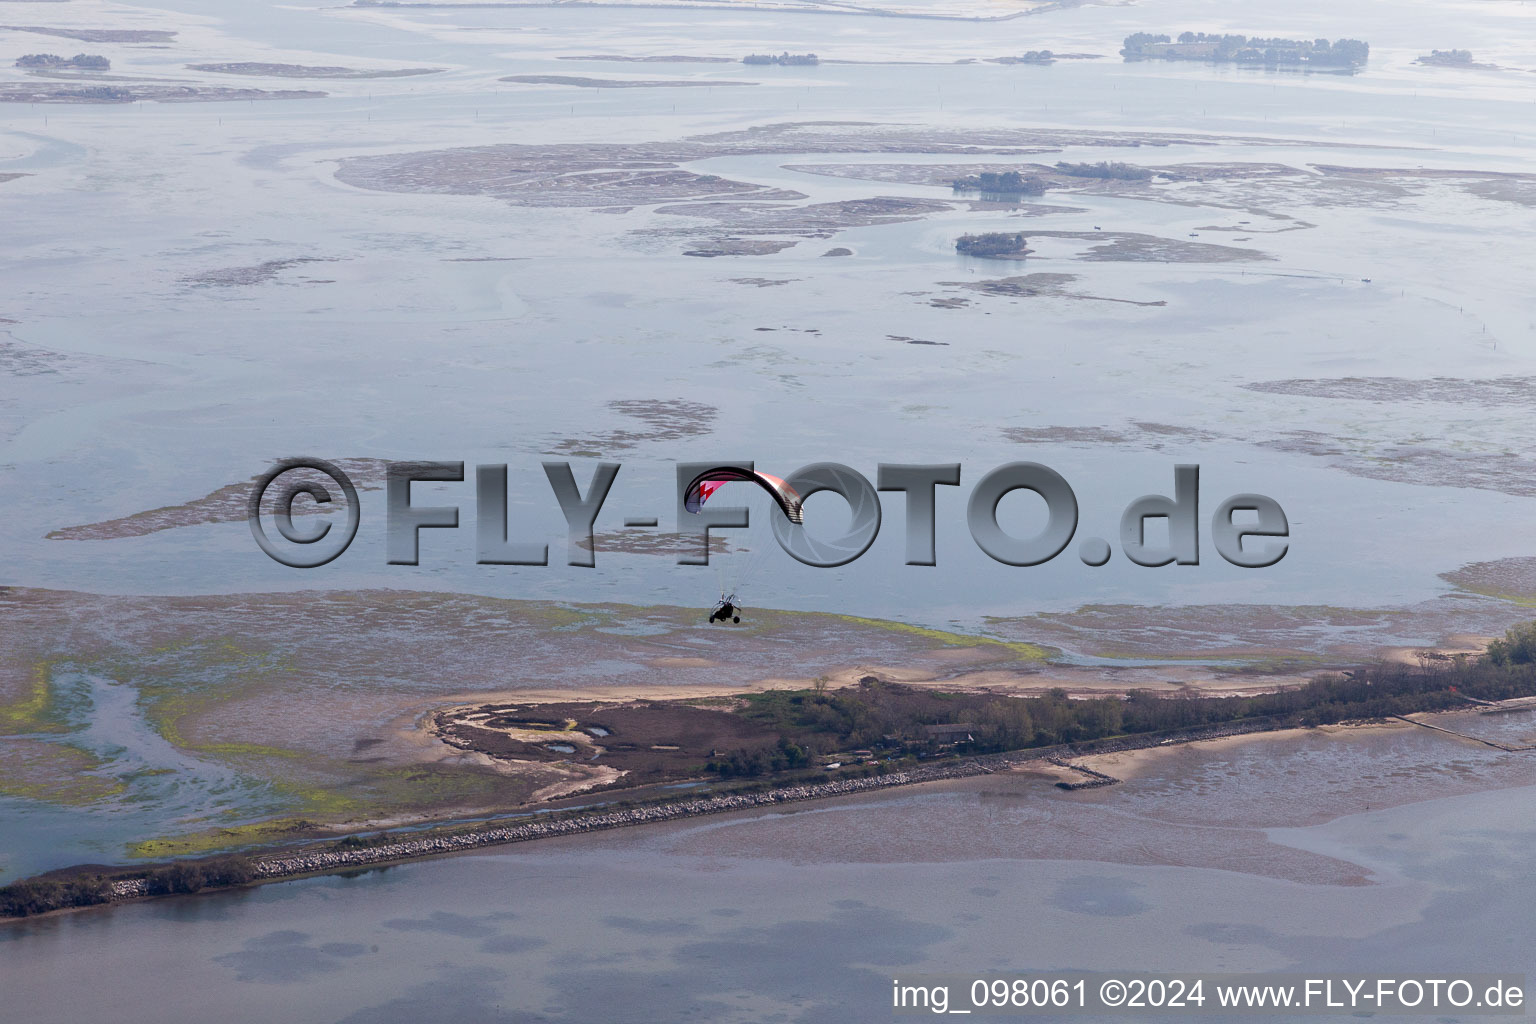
[0,581,1528,881]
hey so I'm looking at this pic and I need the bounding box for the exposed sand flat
[993,411,1536,502]
[682,238,797,256]
[1398,698,1536,750]
[1011,229,1270,263]
[1443,557,1536,600]
[436,661,1314,709]
[558,54,734,63]
[46,457,391,540]
[1245,375,1536,405]
[500,74,754,88]
[1001,423,1217,446]
[784,159,1305,188]
[0,24,175,42]
[46,397,715,541]
[1265,431,1536,499]
[653,195,951,237]
[983,599,1531,663]
[577,530,732,556]
[1379,635,1493,667]
[941,272,1166,306]
[330,122,1369,215]
[21,71,178,82]
[1067,721,1411,783]
[188,62,442,78]
[323,123,1421,263]
[546,397,717,454]
[349,0,1064,23]
[788,158,1530,225]
[0,339,68,375]
[181,255,343,287]
[531,764,622,801]
[0,82,324,102]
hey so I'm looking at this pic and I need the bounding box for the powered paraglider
[683,467,804,623]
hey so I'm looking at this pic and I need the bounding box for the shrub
[1486,622,1536,666]
[203,856,255,886]
[0,876,111,917]
[144,862,206,895]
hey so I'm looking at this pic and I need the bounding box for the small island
[744,52,819,66]
[1121,32,1369,69]
[951,170,1047,196]
[996,50,1055,64]
[16,53,110,70]
[1416,49,1497,69]
[956,231,1030,258]
[23,84,132,101]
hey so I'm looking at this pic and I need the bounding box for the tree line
[951,170,1047,195]
[0,856,255,918]
[743,53,818,65]
[16,53,110,70]
[955,231,1028,256]
[1053,160,1153,180]
[731,619,1536,761]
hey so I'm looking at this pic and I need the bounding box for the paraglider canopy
[683,467,804,524]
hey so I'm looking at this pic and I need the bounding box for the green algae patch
[358,764,532,809]
[126,768,524,859]
[1437,580,1536,604]
[192,742,303,760]
[1457,588,1536,608]
[279,765,526,821]
[0,662,67,734]
[830,614,1055,661]
[270,781,368,819]
[1070,646,1334,669]
[128,817,321,859]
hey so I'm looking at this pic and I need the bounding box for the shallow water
[0,672,284,880]
[1,0,1535,627]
